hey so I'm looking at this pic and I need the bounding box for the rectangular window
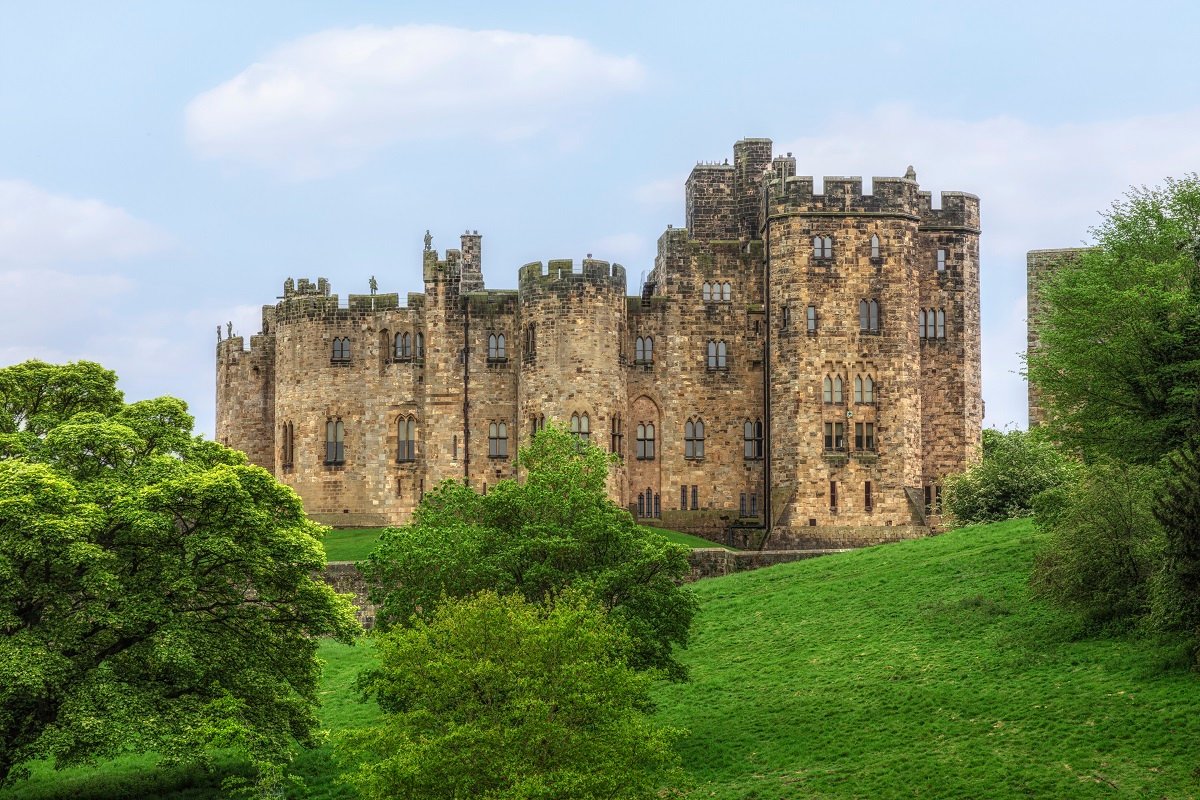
[936,249,947,272]
[750,493,758,517]
[654,493,661,518]
[865,481,873,512]
[740,493,747,516]
[807,305,817,334]
[830,480,838,512]
[681,485,688,511]
[691,485,699,511]
[865,422,875,450]
[924,485,933,515]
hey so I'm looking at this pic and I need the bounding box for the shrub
[943,428,1077,525]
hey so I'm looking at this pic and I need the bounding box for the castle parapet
[918,191,981,231]
[518,258,627,295]
[347,293,401,311]
[766,174,923,217]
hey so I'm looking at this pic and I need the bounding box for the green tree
[1031,461,1162,627]
[0,361,360,791]
[1026,175,1200,463]
[338,591,682,800]
[1148,441,1200,657]
[360,424,697,680]
[943,428,1077,525]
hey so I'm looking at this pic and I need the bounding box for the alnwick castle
[216,138,982,549]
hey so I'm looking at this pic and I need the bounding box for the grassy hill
[5,519,1199,798]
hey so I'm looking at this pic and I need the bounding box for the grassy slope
[655,518,1200,798]
[7,520,1200,798]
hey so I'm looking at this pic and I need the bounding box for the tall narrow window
[830,480,838,512]
[415,332,424,358]
[610,415,623,454]
[636,423,655,459]
[865,481,873,512]
[488,333,506,360]
[823,376,833,403]
[870,234,880,258]
[869,300,879,332]
[702,282,712,302]
[781,305,791,330]
[936,308,946,339]
[854,375,863,403]
[706,340,728,369]
[864,374,875,404]
[740,493,747,517]
[332,337,350,362]
[525,325,536,361]
[281,422,294,468]
[635,336,653,364]
[744,419,764,459]
[937,249,947,272]
[813,235,832,259]
[919,309,927,339]
[452,434,458,460]
[859,300,869,332]
[925,486,933,515]
[570,413,590,440]
[488,422,508,458]
[832,375,843,404]
[722,281,731,301]
[806,305,817,333]
[750,493,758,516]
[638,492,646,518]
[397,416,416,461]
[824,422,845,451]
[325,418,345,464]
[691,485,699,510]
[854,422,876,451]
[681,485,688,510]
[654,492,661,518]
[395,332,411,359]
[684,418,705,459]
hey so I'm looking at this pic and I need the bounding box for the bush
[943,428,1077,525]
[1031,462,1162,628]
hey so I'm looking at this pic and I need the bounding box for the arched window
[531,414,545,435]
[331,337,350,362]
[706,340,727,369]
[806,305,818,334]
[870,300,879,332]
[610,414,623,453]
[325,418,345,464]
[397,416,416,462]
[744,419,763,459]
[854,375,863,403]
[684,418,705,459]
[570,413,590,439]
[702,282,712,302]
[832,375,843,404]
[936,308,946,339]
[636,423,655,460]
[637,492,646,518]
[781,305,791,330]
[722,282,731,301]
[870,234,880,258]
[488,421,508,457]
[919,309,928,339]
[864,374,875,404]
[395,332,411,359]
[823,376,833,403]
[813,235,833,259]
[488,333,506,360]
[280,422,294,468]
[634,336,653,364]
[415,332,425,358]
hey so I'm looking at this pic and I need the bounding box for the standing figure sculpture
[424,229,432,251]
[369,275,378,295]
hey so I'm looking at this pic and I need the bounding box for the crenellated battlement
[275,278,419,324]
[765,175,980,230]
[518,258,627,295]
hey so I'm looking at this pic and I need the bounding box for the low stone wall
[323,546,846,628]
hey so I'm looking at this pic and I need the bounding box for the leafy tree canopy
[1027,175,1200,463]
[944,428,1078,525]
[0,361,360,792]
[339,591,682,800]
[360,424,698,680]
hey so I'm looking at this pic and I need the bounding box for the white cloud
[0,180,171,267]
[778,104,1200,429]
[186,25,645,179]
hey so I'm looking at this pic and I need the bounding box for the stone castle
[216,138,982,549]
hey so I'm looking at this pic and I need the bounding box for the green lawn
[7,519,1200,798]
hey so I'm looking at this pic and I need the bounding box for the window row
[822,373,877,404]
[823,421,876,452]
[810,235,949,272]
[393,332,425,360]
[779,300,881,334]
[918,308,947,340]
[828,480,875,513]
[781,305,819,334]
[701,281,732,302]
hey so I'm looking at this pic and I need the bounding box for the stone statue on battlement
[424,230,432,251]
[227,321,233,339]
[369,275,378,295]
[216,325,222,342]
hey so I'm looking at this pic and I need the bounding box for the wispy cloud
[0,180,170,267]
[186,25,645,179]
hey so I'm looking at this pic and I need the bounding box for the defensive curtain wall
[217,137,982,550]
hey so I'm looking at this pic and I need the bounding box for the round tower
[517,258,629,500]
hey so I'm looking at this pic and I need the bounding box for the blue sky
[3,0,1198,436]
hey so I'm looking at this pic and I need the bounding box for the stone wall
[217,137,982,551]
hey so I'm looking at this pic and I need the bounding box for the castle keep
[217,138,982,548]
